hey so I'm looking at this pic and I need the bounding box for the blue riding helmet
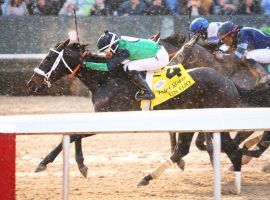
[189,18,209,34]
[217,21,237,40]
[97,30,120,53]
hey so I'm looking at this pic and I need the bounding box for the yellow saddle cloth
[141,64,195,110]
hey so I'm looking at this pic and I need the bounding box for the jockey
[189,17,227,51]
[83,31,169,101]
[216,21,270,86]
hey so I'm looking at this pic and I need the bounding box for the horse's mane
[65,42,109,64]
[68,42,88,50]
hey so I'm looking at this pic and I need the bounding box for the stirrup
[135,91,155,101]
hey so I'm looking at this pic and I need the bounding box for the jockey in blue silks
[216,21,270,86]
[189,17,228,51]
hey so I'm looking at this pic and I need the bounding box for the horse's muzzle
[27,80,49,94]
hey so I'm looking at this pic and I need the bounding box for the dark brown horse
[169,35,270,166]
[27,39,242,181]
[171,35,270,105]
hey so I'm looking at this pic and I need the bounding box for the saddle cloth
[141,64,195,110]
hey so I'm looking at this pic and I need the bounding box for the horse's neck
[77,68,141,111]
[194,44,232,74]
[194,44,257,88]
[77,69,110,93]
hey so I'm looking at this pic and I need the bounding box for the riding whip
[73,9,80,44]
[188,6,192,40]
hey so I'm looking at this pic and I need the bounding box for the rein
[68,50,89,79]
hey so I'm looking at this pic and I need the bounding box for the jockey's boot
[128,70,155,101]
[246,59,270,86]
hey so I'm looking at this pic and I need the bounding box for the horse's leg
[195,132,207,151]
[242,131,270,158]
[221,132,242,171]
[195,132,214,167]
[35,141,63,173]
[241,132,262,165]
[221,132,242,194]
[204,133,214,167]
[233,131,254,146]
[35,134,92,173]
[169,132,177,153]
[169,131,186,170]
[138,132,194,187]
[75,137,88,177]
[174,133,187,171]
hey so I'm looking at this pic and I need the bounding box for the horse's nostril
[36,82,48,93]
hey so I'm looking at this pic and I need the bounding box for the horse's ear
[149,32,160,42]
[62,39,70,47]
[156,32,161,39]
[54,42,62,48]
[187,35,199,46]
[57,39,70,51]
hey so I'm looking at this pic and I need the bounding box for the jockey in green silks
[83,30,169,101]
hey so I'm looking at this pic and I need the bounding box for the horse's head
[169,36,237,79]
[27,39,88,93]
[169,35,206,67]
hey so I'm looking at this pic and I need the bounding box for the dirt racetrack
[1,96,270,200]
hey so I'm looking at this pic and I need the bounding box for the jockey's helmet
[97,31,120,53]
[217,21,237,40]
[189,18,209,34]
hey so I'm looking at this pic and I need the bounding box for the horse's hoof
[79,166,88,178]
[177,159,185,171]
[35,163,47,173]
[137,178,150,187]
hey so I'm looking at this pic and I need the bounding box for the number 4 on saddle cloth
[141,64,195,110]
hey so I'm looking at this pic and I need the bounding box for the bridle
[33,48,89,87]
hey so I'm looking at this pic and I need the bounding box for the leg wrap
[150,159,174,179]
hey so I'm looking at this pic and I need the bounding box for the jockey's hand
[81,56,88,68]
[81,51,94,67]
[82,51,93,61]
[213,51,224,60]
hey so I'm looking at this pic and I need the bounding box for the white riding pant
[123,46,169,71]
[245,48,270,64]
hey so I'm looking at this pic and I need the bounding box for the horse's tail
[235,84,270,107]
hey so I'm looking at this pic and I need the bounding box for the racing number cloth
[150,64,195,109]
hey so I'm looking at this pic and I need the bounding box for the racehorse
[27,32,188,176]
[172,35,270,105]
[169,35,270,166]
[27,33,209,175]
[27,39,243,180]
